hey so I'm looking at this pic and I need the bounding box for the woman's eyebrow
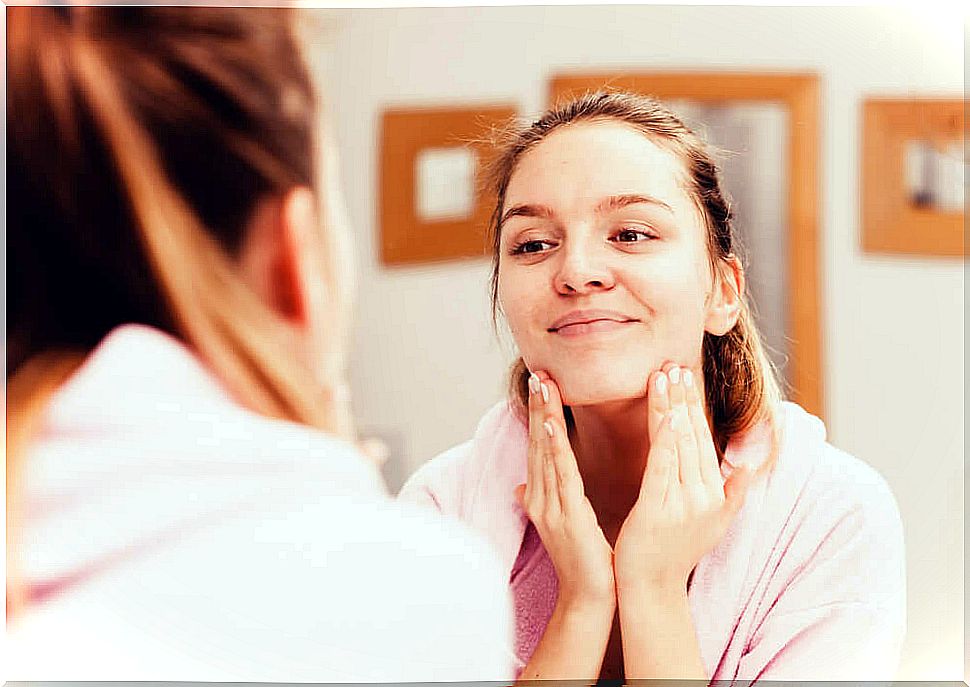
[500,203,555,228]
[500,195,673,229]
[596,194,674,214]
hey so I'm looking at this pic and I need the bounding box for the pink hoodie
[400,399,906,681]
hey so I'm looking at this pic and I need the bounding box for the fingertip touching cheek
[496,121,720,407]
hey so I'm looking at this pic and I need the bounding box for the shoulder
[35,323,386,496]
[729,407,906,678]
[399,400,525,517]
[398,438,475,515]
[769,403,903,533]
[306,495,509,598]
[399,436,473,495]
[13,479,514,680]
[233,491,515,680]
[747,403,905,586]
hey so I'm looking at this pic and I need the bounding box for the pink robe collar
[457,399,819,580]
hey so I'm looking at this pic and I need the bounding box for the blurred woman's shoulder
[14,324,515,681]
[399,400,526,515]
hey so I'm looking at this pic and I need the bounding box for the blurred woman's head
[8,7,351,432]
[486,91,783,454]
[7,8,354,617]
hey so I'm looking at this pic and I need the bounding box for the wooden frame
[379,105,516,266]
[861,99,965,258]
[549,72,824,419]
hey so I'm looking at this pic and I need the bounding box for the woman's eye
[612,228,656,243]
[510,239,554,255]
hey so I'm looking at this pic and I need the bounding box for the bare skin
[500,121,753,682]
[515,366,752,683]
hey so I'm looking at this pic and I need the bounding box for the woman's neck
[568,397,651,535]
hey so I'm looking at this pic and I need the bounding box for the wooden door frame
[549,72,823,419]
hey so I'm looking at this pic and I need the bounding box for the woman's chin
[557,378,648,408]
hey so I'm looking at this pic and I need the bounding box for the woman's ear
[237,187,356,439]
[704,255,744,336]
[237,186,323,332]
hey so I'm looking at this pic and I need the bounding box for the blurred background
[301,4,965,681]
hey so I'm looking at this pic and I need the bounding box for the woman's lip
[551,319,637,337]
[549,310,637,331]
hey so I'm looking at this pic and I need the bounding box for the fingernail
[540,383,550,404]
[543,420,554,438]
[656,373,667,394]
[529,373,539,395]
[669,367,681,385]
[683,369,693,388]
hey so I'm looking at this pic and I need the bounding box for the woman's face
[497,120,725,407]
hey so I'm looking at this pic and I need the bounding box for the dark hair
[7,6,343,617]
[9,7,317,366]
[485,90,783,456]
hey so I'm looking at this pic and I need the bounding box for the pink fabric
[399,400,907,681]
[12,325,516,681]
[508,521,558,667]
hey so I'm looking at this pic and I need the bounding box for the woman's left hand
[613,362,754,595]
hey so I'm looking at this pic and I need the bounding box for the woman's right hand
[514,371,616,611]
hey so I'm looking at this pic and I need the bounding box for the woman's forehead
[505,120,692,211]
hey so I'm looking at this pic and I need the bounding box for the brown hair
[485,90,784,458]
[7,7,344,616]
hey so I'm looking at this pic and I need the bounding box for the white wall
[304,5,965,679]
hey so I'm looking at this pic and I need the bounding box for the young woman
[400,91,906,682]
[7,7,512,680]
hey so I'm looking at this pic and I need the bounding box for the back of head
[7,6,344,616]
[8,6,344,426]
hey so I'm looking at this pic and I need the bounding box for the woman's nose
[553,244,616,295]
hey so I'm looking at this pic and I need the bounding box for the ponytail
[7,7,348,618]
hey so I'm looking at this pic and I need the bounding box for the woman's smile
[497,120,717,404]
[553,320,636,338]
[548,309,640,338]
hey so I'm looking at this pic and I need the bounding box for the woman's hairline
[489,115,732,321]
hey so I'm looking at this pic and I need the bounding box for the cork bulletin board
[861,98,965,258]
[379,105,517,266]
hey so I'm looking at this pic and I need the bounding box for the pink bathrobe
[10,325,514,681]
[399,399,906,681]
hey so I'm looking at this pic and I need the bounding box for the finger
[669,368,702,487]
[661,360,679,376]
[541,418,562,516]
[535,374,584,508]
[535,371,565,426]
[526,371,546,505]
[673,408,701,489]
[529,371,560,511]
[536,372,566,426]
[548,418,587,518]
[641,412,678,506]
[534,386,580,527]
[647,369,670,442]
[684,367,720,487]
[667,364,687,409]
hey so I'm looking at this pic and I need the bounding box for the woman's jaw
[526,345,704,410]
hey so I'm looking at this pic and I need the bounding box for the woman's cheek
[498,276,537,338]
[508,310,541,361]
